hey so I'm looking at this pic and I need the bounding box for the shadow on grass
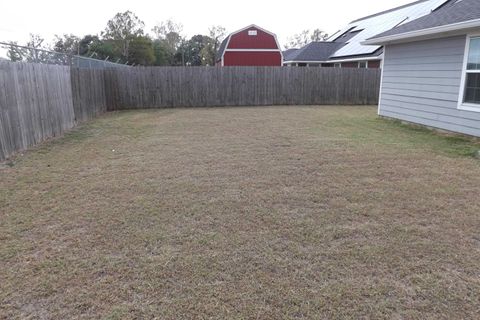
[377,117,480,158]
[319,112,480,158]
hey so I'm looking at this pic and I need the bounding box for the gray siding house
[364,0,480,137]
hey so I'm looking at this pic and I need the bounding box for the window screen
[464,37,480,105]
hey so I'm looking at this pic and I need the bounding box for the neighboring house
[282,42,345,67]
[216,25,283,66]
[284,0,451,68]
[364,0,480,137]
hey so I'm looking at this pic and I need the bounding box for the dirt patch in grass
[1,106,480,319]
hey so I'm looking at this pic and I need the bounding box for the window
[358,61,367,68]
[248,30,257,36]
[334,63,341,68]
[459,36,480,111]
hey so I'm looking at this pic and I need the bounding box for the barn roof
[216,38,229,62]
[365,0,480,44]
[283,42,346,63]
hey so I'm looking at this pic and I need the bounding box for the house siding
[379,35,480,137]
[223,51,282,66]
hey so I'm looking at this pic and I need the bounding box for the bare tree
[152,20,185,65]
[285,29,329,49]
[201,25,226,66]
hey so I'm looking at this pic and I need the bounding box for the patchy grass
[319,110,480,157]
[1,106,479,319]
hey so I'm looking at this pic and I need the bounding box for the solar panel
[331,0,450,58]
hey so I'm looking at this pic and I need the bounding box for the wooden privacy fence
[0,61,106,161]
[0,62,381,161]
[0,62,74,161]
[105,67,381,110]
[71,67,107,122]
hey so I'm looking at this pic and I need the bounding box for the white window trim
[358,61,368,69]
[458,34,480,112]
[378,46,386,116]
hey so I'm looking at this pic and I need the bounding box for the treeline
[5,11,226,66]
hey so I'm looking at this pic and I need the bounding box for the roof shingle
[283,42,346,62]
[216,37,229,62]
[369,0,480,40]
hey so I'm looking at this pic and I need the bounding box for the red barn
[216,25,283,66]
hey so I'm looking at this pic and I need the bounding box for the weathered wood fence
[0,61,105,161]
[71,67,107,122]
[0,62,381,161]
[105,67,381,110]
[0,62,73,162]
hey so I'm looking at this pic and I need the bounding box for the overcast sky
[0,0,413,54]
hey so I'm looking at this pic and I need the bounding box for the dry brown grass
[1,106,480,319]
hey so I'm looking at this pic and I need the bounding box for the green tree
[128,36,155,66]
[102,11,145,59]
[153,40,170,66]
[77,35,99,56]
[201,25,226,66]
[5,42,25,62]
[52,34,82,64]
[5,34,50,63]
[90,40,119,61]
[53,34,80,55]
[73,35,119,61]
[178,35,210,66]
[152,20,184,65]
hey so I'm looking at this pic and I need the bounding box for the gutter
[363,18,480,45]
[283,56,382,65]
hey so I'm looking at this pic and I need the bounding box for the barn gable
[216,24,283,66]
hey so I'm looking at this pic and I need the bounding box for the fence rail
[0,62,381,161]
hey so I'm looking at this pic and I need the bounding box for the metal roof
[367,0,480,41]
[330,0,450,58]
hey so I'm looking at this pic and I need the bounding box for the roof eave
[363,18,480,45]
[284,56,383,64]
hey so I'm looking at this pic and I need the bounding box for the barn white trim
[220,24,283,65]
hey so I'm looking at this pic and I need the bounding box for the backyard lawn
[1,106,480,319]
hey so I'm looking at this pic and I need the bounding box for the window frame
[458,34,480,112]
[358,61,368,69]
